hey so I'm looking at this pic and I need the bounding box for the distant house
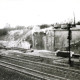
[61,24,68,29]
[76,25,80,29]
[54,24,61,29]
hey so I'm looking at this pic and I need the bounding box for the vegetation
[76,21,80,25]
[4,25,27,32]
[40,24,49,29]
[15,26,26,30]
[0,28,8,36]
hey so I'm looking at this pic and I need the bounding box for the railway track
[10,53,69,67]
[0,55,80,80]
[0,56,67,80]
[0,61,57,80]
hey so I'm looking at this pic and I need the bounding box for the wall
[33,29,80,54]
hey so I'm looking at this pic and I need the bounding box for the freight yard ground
[0,49,80,80]
[0,49,68,65]
[0,66,34,80]
[0,49,79,65]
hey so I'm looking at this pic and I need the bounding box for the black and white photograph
[0,0,80,80]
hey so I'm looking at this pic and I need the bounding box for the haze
[0,0,80,28]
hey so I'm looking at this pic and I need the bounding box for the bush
[76,21,80,25]
[0,29,8,36]
[40,24,49,29]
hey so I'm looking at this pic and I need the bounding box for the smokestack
[73,12,76,27]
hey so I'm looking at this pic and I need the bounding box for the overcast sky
[0,0,80,28]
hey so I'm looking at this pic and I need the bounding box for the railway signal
[67,24,72,66]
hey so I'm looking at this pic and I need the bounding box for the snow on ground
[0,29,31,49]
[26,50,55,58]
[0,26,54,50]
[32,26,53,34]
[0,49,23,56]
[0,26,54,53]
[0,49,55,58]
[8,30,23,35]
[17,41,30,49]
[0,41,30,49]
[32,25,40,34]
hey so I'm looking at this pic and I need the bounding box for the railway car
[55,50,74,58]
